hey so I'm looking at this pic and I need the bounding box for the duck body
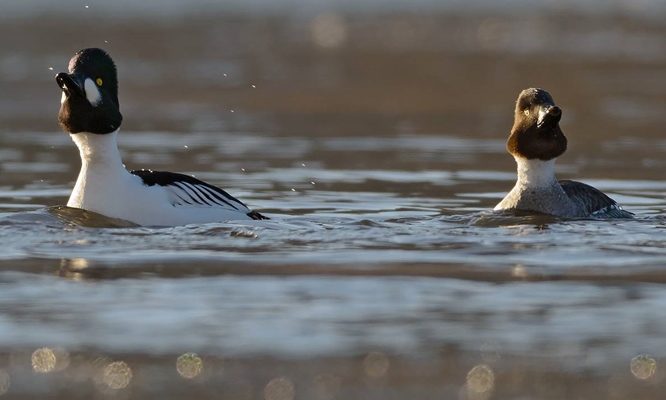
[495,159,631,218]
[67,131,263,226]
[494,88,632,219]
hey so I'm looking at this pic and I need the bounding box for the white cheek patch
[84,78,102,107]
[537,107,548,126]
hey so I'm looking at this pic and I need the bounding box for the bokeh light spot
[0,370,10,396]
[630,354,657,380]
[176,352,204,379]
[102,361,133,389]
[363,352,390,378]
[476,18,510,50]
[312,373,340,400]
[311,13,347,48]
[264,377,295,400]
[466,364,495,394]
[31,347,56,373]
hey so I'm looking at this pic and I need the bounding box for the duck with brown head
[494,88,633,218]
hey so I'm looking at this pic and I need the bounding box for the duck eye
[523,109,530,116]
[96,78,103,86]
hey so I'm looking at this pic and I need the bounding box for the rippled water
[1,3,666,399]
[1,128,665,397]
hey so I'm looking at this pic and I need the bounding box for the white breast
[68,131,253,226]
[494,156,579,217]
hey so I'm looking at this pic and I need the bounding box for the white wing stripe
[172,191,193,205]
[196,185,242,210]
[172,182,207,205]
[188,184,229,207]
[168,182,242,211]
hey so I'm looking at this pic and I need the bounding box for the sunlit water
[1,129,665,366]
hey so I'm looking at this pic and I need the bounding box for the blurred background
[0,1,665,399]
[3,0,666,145]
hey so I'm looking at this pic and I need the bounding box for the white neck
[68,130,129,209]
[514,157,558,188]
[71,130,124,166]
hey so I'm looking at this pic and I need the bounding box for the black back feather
[131,169,268,220]
[559,180,633,218]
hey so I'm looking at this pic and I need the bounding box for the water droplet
[223,73,228,77]
[291,188,296,192]
[84,4,89,8]
[183,145,189,149]
[310,181,315,185]
[230,109,235,113]
[104,40,109,44]
[251,84,256,88]
[241,168,246,172]
[48,67,53,71]
[301,163,306,167]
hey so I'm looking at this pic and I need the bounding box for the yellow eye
[523,109,530,116]
[96,78,103,86]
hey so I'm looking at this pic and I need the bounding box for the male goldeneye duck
[494,88,632,218]
[55,48,267,226]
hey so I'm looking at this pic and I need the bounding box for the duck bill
[55,72,85,99]
[537,105,562,128]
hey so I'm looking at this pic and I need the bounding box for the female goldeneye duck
[55,48,267,226]
[494,88,633,218]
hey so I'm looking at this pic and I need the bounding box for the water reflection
[62,258,89,271]
[59,258,90,281]
[49,206,138,228]
[510,264,529,279]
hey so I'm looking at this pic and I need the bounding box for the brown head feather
[506,88,567,160]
